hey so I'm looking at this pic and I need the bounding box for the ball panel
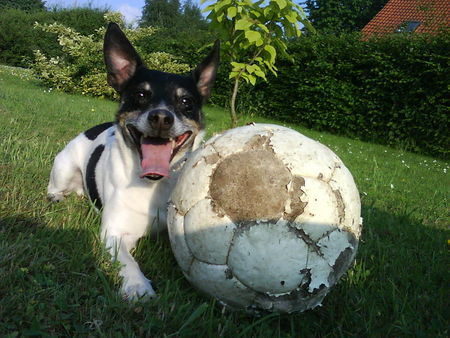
[171,144,217,214]
[328,241,358,285]
[291,177,340,241]
[317,228,356,267]
[184,199,236,264]
[228,220,309,294]
[210,150,291,222]
[269,128,338,181]
[306,249,333,291]
[188,260,257,309]
[328,164,362,238]
[316,229,358,288]
[167,202,194,273]
[205,124,274,158]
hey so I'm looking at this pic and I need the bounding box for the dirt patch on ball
[285,176,308,222]
[210,150,291,222]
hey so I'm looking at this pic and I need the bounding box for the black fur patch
[84,122,114,140]
[86,144,105,209]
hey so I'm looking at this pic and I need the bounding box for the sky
[45,1,154,25]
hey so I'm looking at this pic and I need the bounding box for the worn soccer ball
[167,124,362,313]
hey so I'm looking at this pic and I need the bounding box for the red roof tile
[362,0,450,36]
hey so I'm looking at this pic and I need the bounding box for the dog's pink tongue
[140,138,173,178]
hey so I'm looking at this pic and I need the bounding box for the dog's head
[103,22,219,180]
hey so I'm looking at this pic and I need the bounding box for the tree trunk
[230,76,240,128]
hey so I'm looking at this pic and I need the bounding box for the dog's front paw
[47,192,64,202]
[121,276,156,301]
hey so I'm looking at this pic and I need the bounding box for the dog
[47,22,219,300]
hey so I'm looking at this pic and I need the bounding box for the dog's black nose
[148,110,174,131]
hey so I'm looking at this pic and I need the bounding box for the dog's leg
[104,234,156,300]
[101,204,156,300]
[47,148,84,202]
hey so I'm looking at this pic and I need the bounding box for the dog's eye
[181,97,193,110]
[134,90,150,103]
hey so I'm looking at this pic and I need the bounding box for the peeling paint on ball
[167,124,362,314]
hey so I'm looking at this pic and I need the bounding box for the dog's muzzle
[126,110,192,180]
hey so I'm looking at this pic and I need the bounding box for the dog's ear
[193,40,220,100]
[103,22,143,91]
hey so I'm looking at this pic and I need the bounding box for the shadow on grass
[0,214,126,335]
[0,205,448,336]
[281,204,448,336]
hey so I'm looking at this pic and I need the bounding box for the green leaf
[249,74,256,85]
[273,0,287,10]
[214,0,232,13]
[264,45,276,63]
[229,71,239,79]
[231,62,245,71]
[257,23,270,33]
[263,6,272,19]
[255,70,267,80]
[246,64,262,74]
[245,30,261,43]
[285,12,297,24]
[264,60,277,75]
[250,10,262,18]
[242,72,256,85]
[227,7,237,19]
[235,18,253,30]
[241,73,250,84]
[248,64,267,81]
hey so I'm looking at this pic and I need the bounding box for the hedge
[212,33,449,158]
[0,8,108,67]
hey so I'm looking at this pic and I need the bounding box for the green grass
[0,64,448,337]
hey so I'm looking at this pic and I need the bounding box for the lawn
[0,65,448,336]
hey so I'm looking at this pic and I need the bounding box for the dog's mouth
[127,126,192,180]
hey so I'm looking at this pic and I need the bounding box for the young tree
[203,0,313,127]
[304,0,388,33]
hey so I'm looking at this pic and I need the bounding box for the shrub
[31,13,191,99]
[212,33,449,158]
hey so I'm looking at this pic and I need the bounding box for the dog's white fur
[48,123,204,299]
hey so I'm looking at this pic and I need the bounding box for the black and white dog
[47,23,219,300]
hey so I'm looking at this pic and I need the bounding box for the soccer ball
[167,124,362,313]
